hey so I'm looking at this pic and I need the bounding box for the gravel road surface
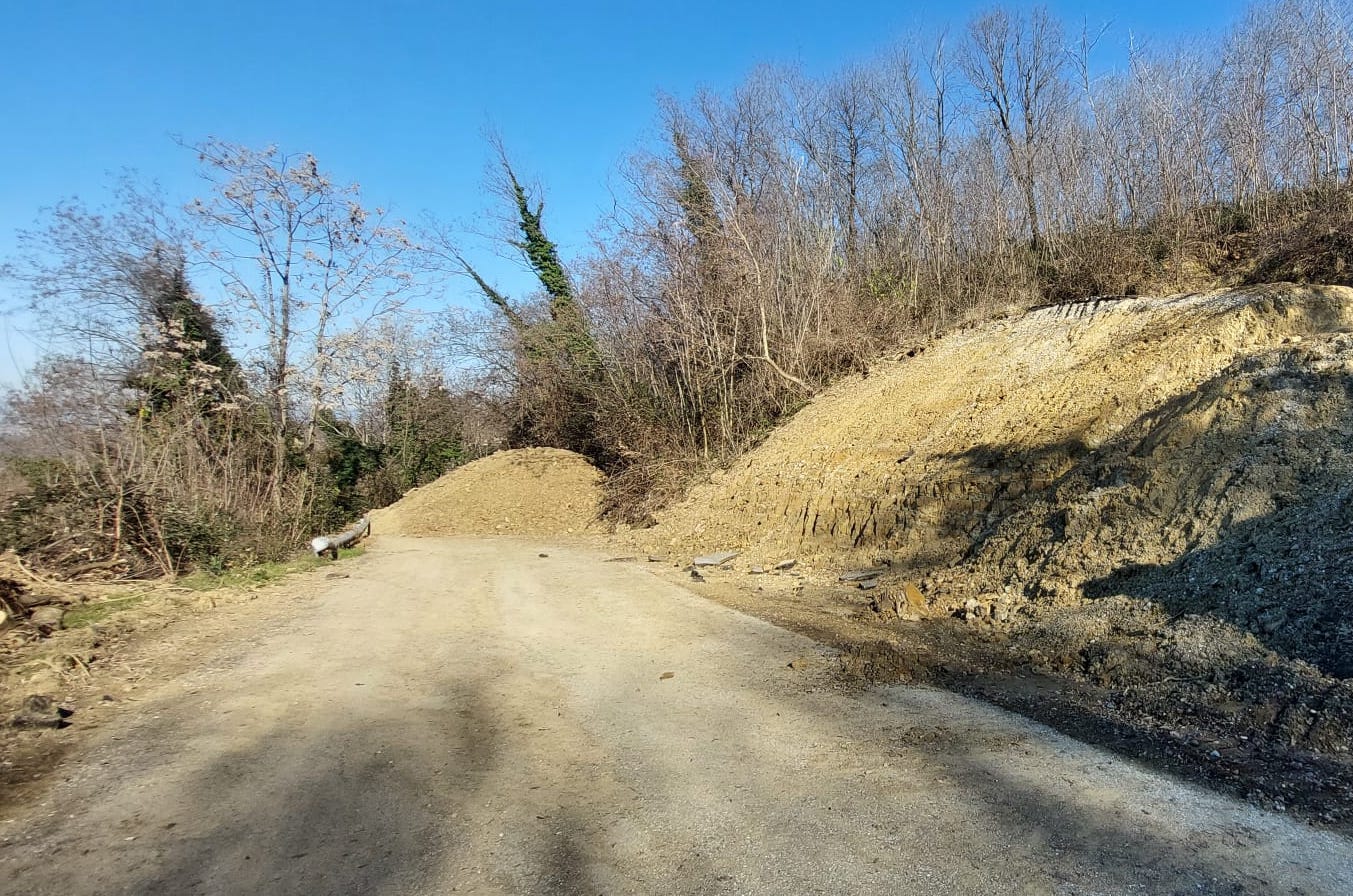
[3,537,1350,895]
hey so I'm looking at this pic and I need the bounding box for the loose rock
[840,568,888,582]
[29,606,65,632]
[17,590,58,609]
[693,551,740,567]
[11,695,72,729]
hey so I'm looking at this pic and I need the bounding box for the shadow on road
[13,540,1349,896]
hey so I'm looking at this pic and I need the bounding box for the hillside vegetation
[4,0,1353,580]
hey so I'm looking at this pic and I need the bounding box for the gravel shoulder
[3,536,1352,895]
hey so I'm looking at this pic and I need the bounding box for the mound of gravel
[637,284,1353,676]
[370,448,602,538]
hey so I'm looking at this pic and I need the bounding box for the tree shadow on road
[116,676,504,896]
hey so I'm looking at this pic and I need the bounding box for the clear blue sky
[0,0,1245,382]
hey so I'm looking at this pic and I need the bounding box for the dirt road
[3,537,1351,895]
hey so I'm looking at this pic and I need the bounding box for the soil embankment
[630,285,1353,822]
[640,285,1353,670]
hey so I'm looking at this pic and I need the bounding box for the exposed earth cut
[638,287,1353,662]
[625,285,1353,820]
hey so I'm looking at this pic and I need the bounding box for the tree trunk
[310,517,371,560]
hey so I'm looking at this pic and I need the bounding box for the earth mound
[370,448,602,537]
[639,284,1353,677]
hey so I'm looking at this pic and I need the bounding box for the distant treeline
[3,1,1352,573]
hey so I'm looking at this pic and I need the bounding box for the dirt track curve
[3,537,1351,895]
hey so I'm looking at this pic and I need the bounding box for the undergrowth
[176,546,364,592]
[62,594,149,628]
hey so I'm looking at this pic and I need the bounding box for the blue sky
[0,0,1246,382]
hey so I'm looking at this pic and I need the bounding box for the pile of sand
[637,285,1353,675]
[370,448,602,538]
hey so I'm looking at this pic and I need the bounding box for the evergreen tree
[383,361,467,490]
[126,250,241,416]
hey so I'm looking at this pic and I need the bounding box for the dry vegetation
[572,0,1353,520]
[7,2,1353,573]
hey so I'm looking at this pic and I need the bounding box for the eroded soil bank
[620,285,1353,830]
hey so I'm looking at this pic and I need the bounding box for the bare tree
[1214,6,1285,204]
[875,32,963,314]
[1275,0,1353,186]
[963,6,1072,249]
[4,175,189,367]
[185,139,422,505]
[793,64,883,264]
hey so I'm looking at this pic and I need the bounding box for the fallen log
[310,517,371,560]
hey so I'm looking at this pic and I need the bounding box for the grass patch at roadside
[63,593,149,628]
[176,546,365,592]
[45,548,365,631]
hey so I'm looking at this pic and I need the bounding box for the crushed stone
[370,447,603,538]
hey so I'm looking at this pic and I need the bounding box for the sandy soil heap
[641,285,1353,677]
[370,447,602,537]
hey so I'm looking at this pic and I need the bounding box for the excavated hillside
[371,447,602,537]
[640,285,1353,679]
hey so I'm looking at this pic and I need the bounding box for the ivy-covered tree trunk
[447,144,611,467]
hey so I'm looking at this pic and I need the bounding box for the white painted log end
[309,517,370,558]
